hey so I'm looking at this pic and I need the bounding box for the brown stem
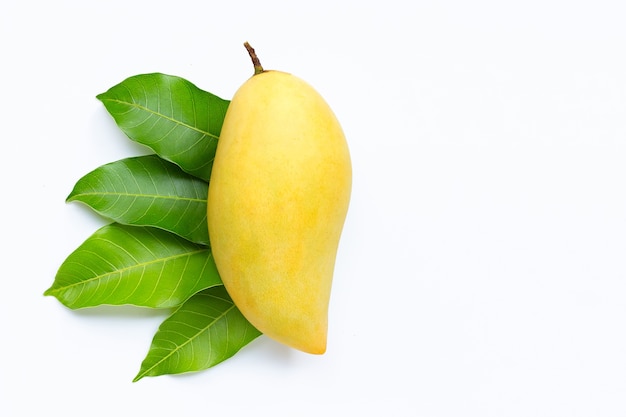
[244,42,264,75]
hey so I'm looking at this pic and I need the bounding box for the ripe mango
[207,44,351,354]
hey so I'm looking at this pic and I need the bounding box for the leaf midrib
[134,302,236,381]
[101,98,219,140]
[49,248,208,294]
[69,191,207,203]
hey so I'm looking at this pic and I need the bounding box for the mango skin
[207,70,351,354]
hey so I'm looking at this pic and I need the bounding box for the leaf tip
[65,181,81,203]
[133,367,149,382]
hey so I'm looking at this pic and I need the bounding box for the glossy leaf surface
[45,223,221,309]
[134,286,261,381]
[67,155,210,245]
[97,73,229,181]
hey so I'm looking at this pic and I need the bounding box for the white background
[2,0,626,415]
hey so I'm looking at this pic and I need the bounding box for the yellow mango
[207,43,352,354]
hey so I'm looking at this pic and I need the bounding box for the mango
[207,43,352,354]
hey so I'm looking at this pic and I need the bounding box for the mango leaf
[67,155,210,245]
[134,285,261,381]
[97,73,229,181]
[45,223,221,309]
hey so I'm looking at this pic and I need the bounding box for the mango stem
[244,42,264,75]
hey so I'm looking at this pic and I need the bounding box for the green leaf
[97,73,229,181]
[67,155,210,245]
[134,286,261,381]
[45,223,221,309]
